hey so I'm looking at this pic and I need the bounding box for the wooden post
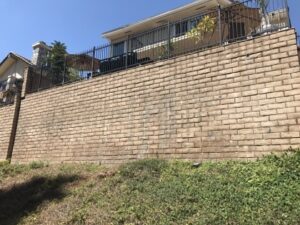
[6,80,23,162]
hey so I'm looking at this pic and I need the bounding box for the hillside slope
[0,151,300,225]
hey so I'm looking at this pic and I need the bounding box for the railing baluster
[167,21,171,59]
[91,47,96,77]
[126,36,129,69]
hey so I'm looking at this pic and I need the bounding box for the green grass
[0,161,30,182]
[0,161,49,183]
[0,151,300,225]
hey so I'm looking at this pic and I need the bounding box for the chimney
[31,41,51,67]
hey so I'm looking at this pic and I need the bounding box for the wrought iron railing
[0,78,24,107]
[27,0,291,93]
[0,100,14,108]
[0,89,16,108]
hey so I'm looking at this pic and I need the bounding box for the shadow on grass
[0,174,80,225]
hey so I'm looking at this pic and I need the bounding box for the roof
[0,52,33,67]
[0,52,33,77]
[102,0,234,41]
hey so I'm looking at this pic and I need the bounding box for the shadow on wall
[0,175,80,225]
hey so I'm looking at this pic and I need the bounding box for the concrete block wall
[10,29,300,165]
[0,105,15,160]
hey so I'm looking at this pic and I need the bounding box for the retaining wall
[6,29,300,165]
[0,105,15,160]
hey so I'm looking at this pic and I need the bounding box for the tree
[48,41,68,84]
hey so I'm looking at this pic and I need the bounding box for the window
[112,41,125,56]
[189,19,198,30]
[175,21,188,37]
[131,37,143,50]
[131,27,168,50]
[229,22,245,40]
[153,27,168,43]
[174,16,204,37]
[0,81,6,91]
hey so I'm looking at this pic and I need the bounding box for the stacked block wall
[0,105,15,160]
[9,29,300,165]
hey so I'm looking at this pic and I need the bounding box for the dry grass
[0,161,109,225]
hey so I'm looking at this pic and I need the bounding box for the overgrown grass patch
[69,151,300,225]
[0,161,30,182]
[1,151,300,225]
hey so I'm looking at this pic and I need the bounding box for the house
[95,0,289,74]
[0,53,33,90]
[102,0,234,53]
[0,53,34,104]
[0,42,51,103]
[0,42,51,90]
[23,0,292,92]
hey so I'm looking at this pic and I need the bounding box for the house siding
[0,60,27,82]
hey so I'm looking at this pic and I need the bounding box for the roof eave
[0,52,34,77]
[102,0,234,40]
[9,53,34,66]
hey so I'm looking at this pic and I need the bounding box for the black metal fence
[0,94,13,108]
[0,80,21,108]
[26,0,291,93]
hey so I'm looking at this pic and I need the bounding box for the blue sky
[0,0,299,60]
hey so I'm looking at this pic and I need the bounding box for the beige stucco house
[0,53,33,104]
[0,53,33,93]
[0,42,51,104]
[97,0,288,73]
[102,0,234,41]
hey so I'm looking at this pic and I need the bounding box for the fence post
[284,0,291,28]
[218,4,222,45]
[37,66,42,91]
[6,79,23,162]
[167,21,171,58]
[91,47,96,77]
